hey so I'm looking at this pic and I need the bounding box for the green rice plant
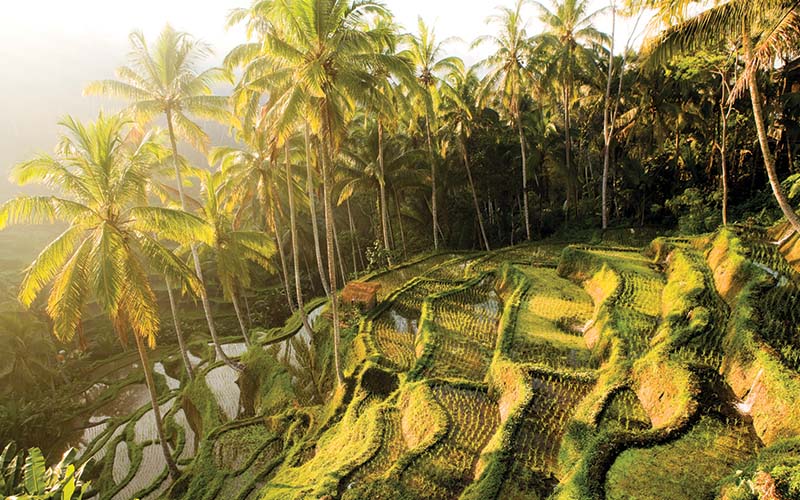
[397,384,500,500]
[605,414,757,500]
[414,276,502,382]
[340,407,408,491]
[596,388,651,433]
[367,279,457,371]
[367,254,462,300]
[510,267,595,369]
[658,249,730,370]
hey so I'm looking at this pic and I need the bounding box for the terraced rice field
[370,279,455,371]
[112,444,167,500]
[421,277,502,381]
[512,267,594,369]
[64,234,786,500]
[368,253,462,300]
[605,414,758,500]
[585,247,664,358]
[400,385,500,499]
[597,387,652,432]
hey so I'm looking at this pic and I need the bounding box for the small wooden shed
[341,281,382,311]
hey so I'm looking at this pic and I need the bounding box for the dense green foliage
[3,0,800,499]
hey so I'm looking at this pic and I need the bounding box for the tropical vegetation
[2,0,800,499]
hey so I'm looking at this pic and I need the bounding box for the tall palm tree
[475,0,535,240]
[232,0,394,386]
[84,25,243,370]
[211,118,298,313]
[363,17,415,265]
[646,0,800,234]
[196,170,277,345]
[403,18,464,250]
[442,66,492,251]
[138,138,199,380]
[339,122,426,254]
[0,313,59,396]
[282,137,319,337]
[601,3,643,230]
[534,0,607,219]
[0,114,208,480]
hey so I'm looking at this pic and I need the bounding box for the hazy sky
[0,0,650,200]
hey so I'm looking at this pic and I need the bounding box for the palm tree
[282,137,319,337]
[143,141,200,380]
[363,17,415,265]
[196,170,277,345]
[339,121,426,256]
[83,25,243,370]
[601,3,643,230]
[211,118,298,314]
[232,0,395,386]
[534,0,606,219]
[475,0,535,240]
[403,18,464,250]
[0,114,208,480]
[0,313,59,396]
[442,66,492,251]
[646,0,800,234]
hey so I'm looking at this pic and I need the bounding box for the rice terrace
[1,0,800,499]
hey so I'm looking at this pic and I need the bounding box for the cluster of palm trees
[2,0,800,485]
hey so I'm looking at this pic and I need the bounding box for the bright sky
[0,0,651,199]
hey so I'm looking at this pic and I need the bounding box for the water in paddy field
[83,422,124,465]
[173,408,197,460]
[205,365,242,420]
[389,308,418,335]
[97,384,152,419]
[134,398,176,442]
[79,382,110,406]
[154,362,180,390]
[112,444,167,500]
[112,441,131,484]
[187,350,204,367]
[472,290,501,317]
[57,416,108,459]
[275,304,326,368]
[211,341,249,361]
[54,381,151,460]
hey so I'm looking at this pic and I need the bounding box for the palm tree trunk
[347,199,365,271]
[285,142,315,335]
[720,101,730,226]
[602,3,616,230]
[377,120,393,265]
[461,138,490,251]
[270,195,296,313]
[165,276,193,381]
[516,101,531,241]
[165,109,241,372]
[564,84,574,221]
[346,198,359,273]
[392,187,408,259]
[425,111,439,250]
[231,290,251,346]
[134,333,180,480]
[743,29,800,233]
[321,142,344,386]
[243,294,252,327]
[305,124,331,295]
[333,214,348,283]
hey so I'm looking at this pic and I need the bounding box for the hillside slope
[65,229,800,500]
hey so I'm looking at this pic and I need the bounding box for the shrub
[665,188,721,234]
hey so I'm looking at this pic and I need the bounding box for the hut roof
[342,282,381,303]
